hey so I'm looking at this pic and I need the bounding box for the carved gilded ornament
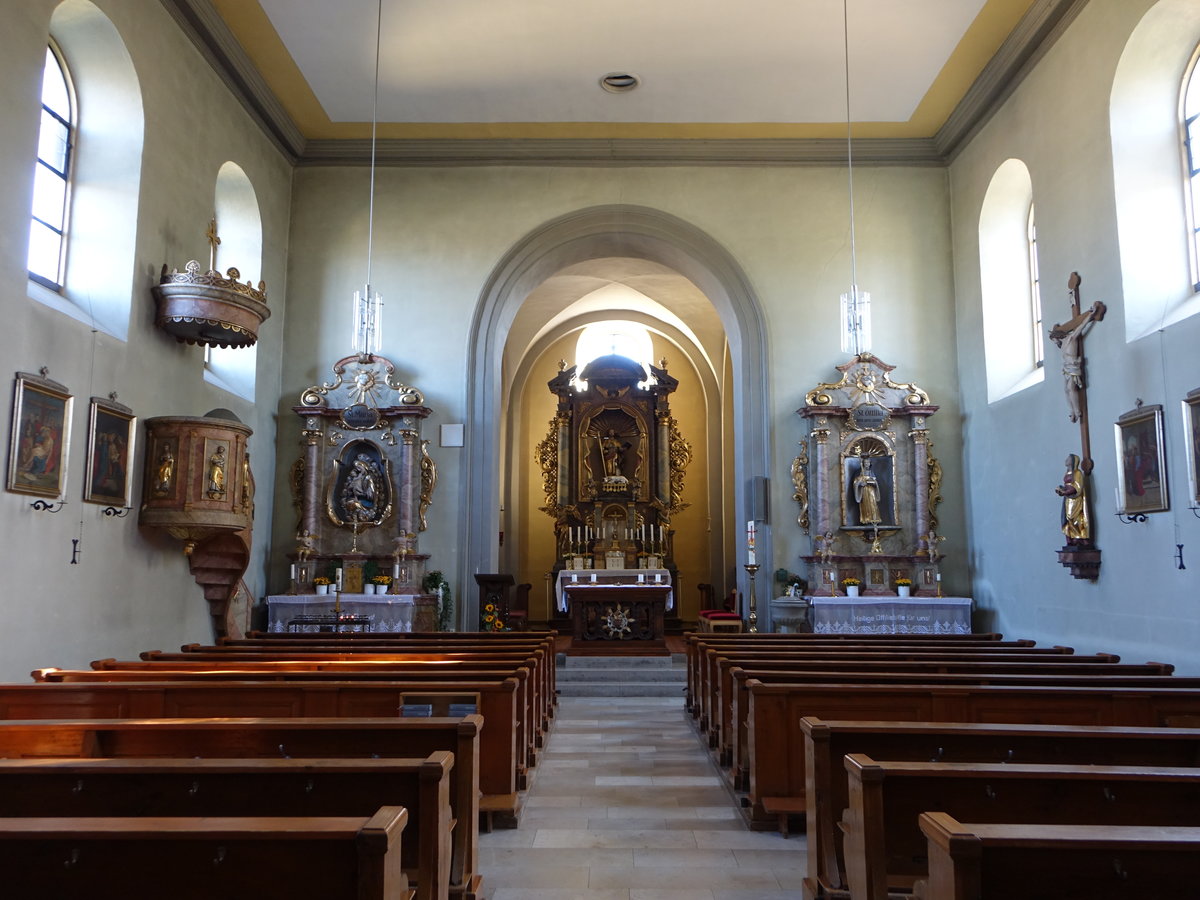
[535,419,561,517]
[667,417,692,515]
[805,353,931,411]
[791,443,810,533]
[418,439,437,532]
[299,355,424,409]
[927,445,944,530]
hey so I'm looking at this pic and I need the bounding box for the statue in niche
[599,430,630,481]
[154,446,175,495]
[342,453,383,523]
[207,445,227,498]
[1055,453,1091,543]
[854,458,883,525]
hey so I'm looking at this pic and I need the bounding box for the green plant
[423,570,455,632]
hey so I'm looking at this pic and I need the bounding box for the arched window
[205,162,263,401]
[28,45,73,289]
[979,159,1044,402]
[1028,203,1045,369]
[1185,46,1200,291]
[27,0,144,341]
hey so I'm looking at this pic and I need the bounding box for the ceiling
[171,0,1085,163]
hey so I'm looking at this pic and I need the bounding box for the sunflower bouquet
[481,601,506,632]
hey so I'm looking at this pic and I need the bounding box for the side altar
[283,352,441,619]
[795,354,963,611]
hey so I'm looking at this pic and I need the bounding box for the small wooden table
[563,584,669,649]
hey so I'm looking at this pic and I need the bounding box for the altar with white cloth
[809,595,972,634]
[555,568,673,613]
[266,594,434,633]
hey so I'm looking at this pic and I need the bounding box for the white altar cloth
[809,595,972,634]
[267,594,416,633]
[555,568,673,612]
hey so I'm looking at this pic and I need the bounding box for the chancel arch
[464,205,769,629]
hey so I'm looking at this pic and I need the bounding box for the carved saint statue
[342,453,383,523]
[599,430,628,479]
[853,458,883,525]
[154,447,174,495]
[1055,453,1091,543]
[207,445,227,497]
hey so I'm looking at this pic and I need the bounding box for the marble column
[910,416,930,549]
[810,416,833,537]
[397,429,418,540]
[300,417,322,541]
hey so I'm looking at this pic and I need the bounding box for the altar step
[555,654,687,697]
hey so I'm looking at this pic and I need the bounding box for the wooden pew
[0,807,413,900]
[4,677,524,801]
[745,680,1200,828]
[0,715,482,900]
[704,653,1158,761]
[0,754,453,900]
[916,812,1200,900]
[844,754,1200,900]
[727,667,1196,786]
[801,717,1200,900]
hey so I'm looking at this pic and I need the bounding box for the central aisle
[478,695,805,899]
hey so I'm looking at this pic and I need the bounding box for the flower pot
[845,585,860,598]
[364,584,376,594]
[315,584,329,595]
[897,586,911,598]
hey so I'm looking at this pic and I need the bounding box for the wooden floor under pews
[684,630,1200,900]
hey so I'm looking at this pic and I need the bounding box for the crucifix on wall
[1049,272,1105,579]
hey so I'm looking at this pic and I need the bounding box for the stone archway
[459,204,770,628]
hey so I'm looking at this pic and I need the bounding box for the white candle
[936,573,941,582]
[747,520,756,550]
[654,573,662,583]
[336,568,343,588]
[590,573,597,583]
[393,562,400,580]
[571,573,578,583]
[290,563,296,581]
[748,548,756,565]
[637,573,645,583]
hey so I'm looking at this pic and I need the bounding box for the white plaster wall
[949,0,1200,671]
[278,164,966,625]
[0,0,291,680]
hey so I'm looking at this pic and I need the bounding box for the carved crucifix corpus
[1049,272,1106,472]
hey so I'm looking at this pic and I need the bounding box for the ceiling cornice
[162,0,1088,169]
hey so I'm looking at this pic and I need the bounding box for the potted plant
[313,576,332,595]
[841,576,862,598]
[372,574,392,595]
[894,576,913,598]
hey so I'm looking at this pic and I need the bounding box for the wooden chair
[507,583,531,631]
[697,587,742,633]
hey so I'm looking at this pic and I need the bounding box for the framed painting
[83,395,136,506]
[6,370,73,499]
[1184,388,1200,507]
[1114,403,1168,515]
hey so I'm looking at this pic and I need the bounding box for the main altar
[796,354,962,614]
[536,353,692,640]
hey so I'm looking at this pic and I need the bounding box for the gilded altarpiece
[538,354,691,629]
[288,354,438,626]
[797,354,945,596]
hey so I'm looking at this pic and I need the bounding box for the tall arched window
[1185,46,1200,291]
[1027,203,1045,368]
[28,45,73,289]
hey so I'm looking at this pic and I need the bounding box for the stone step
[555,653,686,697]
[556,680,686,698]
[557,667,685,683]
[557,654,685,669]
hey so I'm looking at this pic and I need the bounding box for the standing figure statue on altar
[854,458,882,525]
[599,430,630,481]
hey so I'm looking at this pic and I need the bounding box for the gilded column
[910,416,930,544]
[300,416,322,540]
[810,416,832,536]
[556,415,570,507]
[657,412,671,504]
[397,429,418,539]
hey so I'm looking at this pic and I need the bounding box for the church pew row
[842,755,1200,900]
[915,812,1200,900]
[0,716,482,900]
[192,632,560,715]
[682,633,1031,713]
[150,645,554,750]
[800,717,1200,900]
[80,655,549,763]
[0,807,414,900]
[726,667,1197,786]
[744,680,1200,828]
[703,652,1155,759]
[0,754,453,900]
[32,668,534,793]
[686,637,1076,723]
[0,678,519,796]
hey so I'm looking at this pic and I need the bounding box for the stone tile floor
[478,696,806,899]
